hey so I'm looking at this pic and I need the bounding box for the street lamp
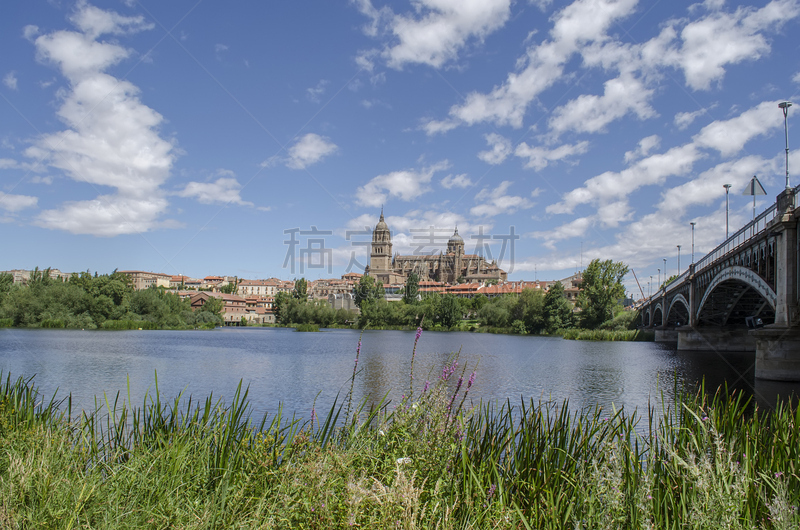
[649,276,652,298]
[723,184,732,239]
[690,222,696,264]
[662,258,667,284]
[657,268,661,288]
[779,101,792,189]
[677,245,681,274]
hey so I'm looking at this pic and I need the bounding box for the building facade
[364,211,507,285]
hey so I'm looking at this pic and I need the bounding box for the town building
[118,270,172,290]
[364,211,507,285]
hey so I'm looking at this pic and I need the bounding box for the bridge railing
[693,202,778,276]
[641,187,799,307]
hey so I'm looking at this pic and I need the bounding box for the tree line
[0,268,223,329]
[273,259,632,333]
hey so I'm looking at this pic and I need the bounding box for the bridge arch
[666,294,690,327]
[652,303,663,327]
[696,266,776,327]
[643,308,651,327]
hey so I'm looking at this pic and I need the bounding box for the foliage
[600,309,640,331]
[354,274,384,309]
[559,328,655,341]
[274,291,291,324]
[402,272,419,305]
[295,323,320,332]
[543,281,575,333]
[219,277,239,294]
[293,278,308,300]
[577,259,629,329]
[0,269,213,330]
[0,350,798,529]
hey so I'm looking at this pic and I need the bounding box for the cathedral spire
[380,206,384,222]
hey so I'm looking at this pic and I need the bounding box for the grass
[295,323,321,332]
[0,337,798,528]
[559,328,655,341]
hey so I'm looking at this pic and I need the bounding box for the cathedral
[364,211,507,285]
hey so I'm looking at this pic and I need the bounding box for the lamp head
[779,101,792,109]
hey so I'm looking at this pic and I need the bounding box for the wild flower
[410,325,423,398]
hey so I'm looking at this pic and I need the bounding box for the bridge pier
[752,327,800,381]
[677,327,755,352]
[654,328,678,342]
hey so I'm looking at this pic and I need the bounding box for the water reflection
[0,328,797,421]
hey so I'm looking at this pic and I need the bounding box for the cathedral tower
[369,209,393,275]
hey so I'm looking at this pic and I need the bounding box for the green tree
[543,282,574,333]
[220,277,239,294]
[577,259,629,329]
[402,272,419,305]
[515,288,545,334]
[198,294,224,319]
[293,278,308,300]
[354,275,384,309]
[274,291,291,324]
[438,293,462,328]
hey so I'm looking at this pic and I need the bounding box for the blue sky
[1,0,799,296]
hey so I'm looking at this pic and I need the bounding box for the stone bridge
[639,188,800,381]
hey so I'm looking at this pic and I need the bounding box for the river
[0,327,797,421]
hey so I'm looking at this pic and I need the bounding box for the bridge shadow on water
[668,347,800,410]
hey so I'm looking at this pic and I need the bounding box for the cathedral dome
[375,210,389,231]
[449,227,463,243]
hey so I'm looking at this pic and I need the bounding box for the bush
[101,320,161,330]
[295,323,320,332]
[600,309,640,331]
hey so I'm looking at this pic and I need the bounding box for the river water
[0,327,797,421]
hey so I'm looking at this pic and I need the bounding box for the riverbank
[1,366,797,528]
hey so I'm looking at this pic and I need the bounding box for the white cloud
[692,100,780,157]
[0,193,38,212]
[546,100,784,220]
[440,173,474,189]
[514,141,589,170]
[532,216,592,249]
[674,108,707,130]
[659,155,770,213]
[623,135,660,163]
[23,25,40,41]
[427,0,639,131]
[548,73,656,136]
[356,0,512,69]
[3,72,18,90]
[667,0,797,91]
[178,174,254,206]
[285,133,338,170]
[794,71,800,84]
[477,133,512,165]
[547,143,702,216]
[421,0,798,141]
[69,0,153,39]
[307,79,329,103]
[215,43,229,60]
[344,209,491,257]
[25,2,175,236]
[470,181,533,217]
[356,160,450,207]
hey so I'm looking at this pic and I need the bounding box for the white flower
[396,457,412,465]
[378,430,385,437]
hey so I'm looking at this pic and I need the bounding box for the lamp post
[657,268,661,288]
[677,245,681,274]
[779,101,792,189]
[662,258,667,284]
[649,276,652,298]
[690,222,696,264]
[723,184,732,239]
